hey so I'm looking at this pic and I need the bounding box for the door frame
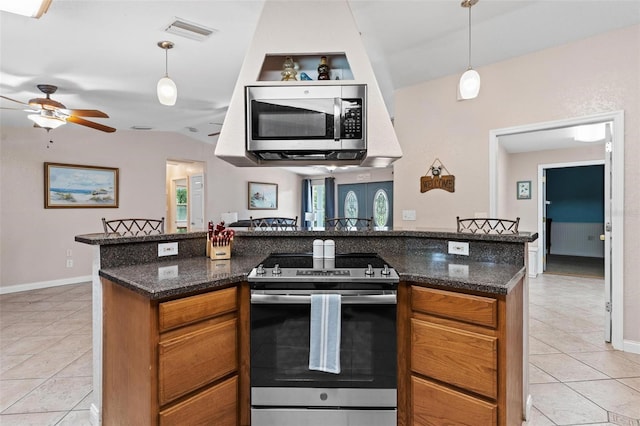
[489,110,624,351]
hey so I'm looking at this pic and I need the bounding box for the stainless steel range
[248,252,399,426]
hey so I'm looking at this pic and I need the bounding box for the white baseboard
[623,339,640,355]
[0,276,92,294]
[90,403,101,426]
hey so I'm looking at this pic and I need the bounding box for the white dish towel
[309,294,341,374]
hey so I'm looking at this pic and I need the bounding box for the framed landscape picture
[248,181,278,210]
[45,162,119,208]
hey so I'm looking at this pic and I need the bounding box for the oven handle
[250,293,396,305]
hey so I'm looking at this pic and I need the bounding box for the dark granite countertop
[98,251,524,300]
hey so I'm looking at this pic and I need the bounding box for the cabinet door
[412,376,497,425]
[159,376,238,426]
[159,318,237,405]
[411,318,497,399]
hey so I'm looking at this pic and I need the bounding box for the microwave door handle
[334,97,341,141]
[250,293,397,305]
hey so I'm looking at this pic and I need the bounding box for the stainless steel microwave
[246,84,366,163]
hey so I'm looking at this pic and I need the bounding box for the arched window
[344,190,358,218]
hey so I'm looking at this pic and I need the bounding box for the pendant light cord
[165,48,169,77]
[468,4,472,70]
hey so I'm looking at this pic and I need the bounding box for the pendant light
[157,41,177,106]
[458,0,480,100]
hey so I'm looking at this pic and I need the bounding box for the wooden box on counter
[207,241,232,260]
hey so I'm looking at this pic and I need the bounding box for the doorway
[540,162,605,279]
[165,160,205,233]
[489,110,624,350]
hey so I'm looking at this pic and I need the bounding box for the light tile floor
[0,275,639,425]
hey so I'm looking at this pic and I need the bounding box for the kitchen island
[76,229,536,426]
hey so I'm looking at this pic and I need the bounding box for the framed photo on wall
[517,180,531,200]
[248,181,278,210]
[45,162,119,208]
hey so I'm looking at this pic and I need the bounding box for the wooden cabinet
[403,283,523,426]
[102,280,240,425]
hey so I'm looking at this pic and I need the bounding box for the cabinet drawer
[411,318,497,399]
[159,287,237,332]
[159,375,238,426]
[412,286,497,328]
[159,318,237,405]
[412,375,497,425]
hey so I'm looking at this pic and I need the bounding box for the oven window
[251,303,396,389]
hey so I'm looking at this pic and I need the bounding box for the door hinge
[606,222,612,232]
[605,301,612,313]
[606,141,613,153]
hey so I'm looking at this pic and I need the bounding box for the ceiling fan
[0,84,116,133]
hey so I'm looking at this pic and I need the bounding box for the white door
[542,170,548,272]
[189,174,205,232]
[603,123,613,342]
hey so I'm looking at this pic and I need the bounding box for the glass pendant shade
[458,69,481,100]
[27,113,65,129]
[157,76,177,106]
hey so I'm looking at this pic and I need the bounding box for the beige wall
[393,24,639,343]
[0,126,300,290]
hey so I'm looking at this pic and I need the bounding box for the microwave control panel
[341,99,363,139]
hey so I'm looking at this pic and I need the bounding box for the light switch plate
[402,210,416,221]
[158,242,178,257]
[448,241,469,256]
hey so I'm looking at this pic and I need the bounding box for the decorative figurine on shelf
[300,72,312,81]
[317,56,330,80]
[281,56,298,81]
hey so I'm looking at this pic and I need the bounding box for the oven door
[250,289,397,392]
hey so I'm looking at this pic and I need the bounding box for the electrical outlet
[158,242,178,257]
[448,241,469,256]
[66,259,73,268]
[402,210,416,221]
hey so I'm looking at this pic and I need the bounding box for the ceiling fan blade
[61,109,109,118]
[1,95,31,106]
[0,106,35,111]
[66,116,116,133]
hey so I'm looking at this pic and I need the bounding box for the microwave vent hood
[251,150,365,166]
[214,0,402,168]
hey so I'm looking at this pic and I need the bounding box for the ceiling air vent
[164,18,216,41]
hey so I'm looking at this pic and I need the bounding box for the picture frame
[516,180,531,200]
[45,162,119,208]
[248,181,278,210]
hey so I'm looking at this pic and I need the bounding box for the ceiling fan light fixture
[157,41,177,106]
[0,0,52,19]
[458,0,480,101]
[28,111,65,129]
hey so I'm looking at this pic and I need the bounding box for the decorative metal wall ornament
[420,158,455,193]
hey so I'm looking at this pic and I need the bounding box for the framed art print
[517,180,531,200]
[248,181,278,210]
[45,162,119,208]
